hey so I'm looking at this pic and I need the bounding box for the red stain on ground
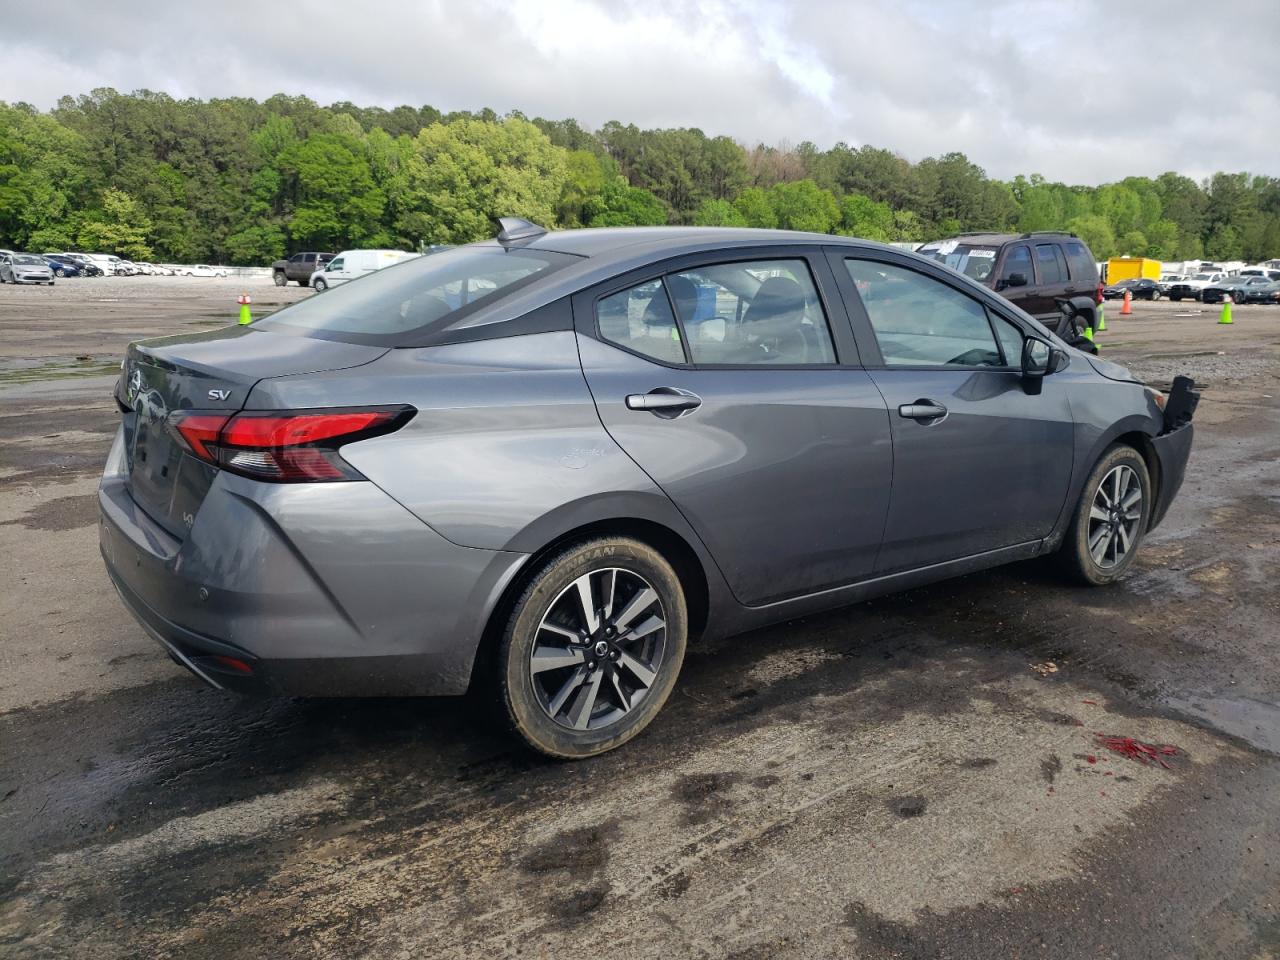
[1095,734,1178,769]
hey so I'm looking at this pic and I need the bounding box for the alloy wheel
[529,567,667,731]
[1087,464,1143,568]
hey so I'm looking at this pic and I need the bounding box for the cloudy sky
[3,0,1276,184]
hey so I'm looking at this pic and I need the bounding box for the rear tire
[499,537,687,759]
[1058,445,1152,586]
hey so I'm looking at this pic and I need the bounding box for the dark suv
[917,232,1101,336]
[271,252,336,287]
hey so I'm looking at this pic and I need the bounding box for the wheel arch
[468,514,714,693]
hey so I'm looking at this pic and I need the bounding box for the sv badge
[207,389,232,401]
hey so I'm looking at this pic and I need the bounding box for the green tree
[278,132,386,248]
[77,188,153,258]
[839,193,894,241]
[1205,224,1242,261]
[1118,230,1148,257]
[733,187,777,228]
[402,117,566,243]
[768,179,839,233]
[583,177,667,226]
[1066,214,1117,260]
[692,198,747,227]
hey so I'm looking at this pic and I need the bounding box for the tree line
[1,88,1277,265]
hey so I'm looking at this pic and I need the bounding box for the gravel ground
[1,287,1278,959]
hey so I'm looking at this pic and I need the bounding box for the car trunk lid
[119,326,387,539]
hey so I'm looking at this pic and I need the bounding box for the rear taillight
[1096,283,1105,304]
[168,406,414,482]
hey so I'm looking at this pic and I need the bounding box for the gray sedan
[0,254,55,285]
[100,223,1196,757]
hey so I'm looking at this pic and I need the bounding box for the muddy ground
[1,279,1278,959]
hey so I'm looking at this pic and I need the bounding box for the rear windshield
[916,242,999,282]
[257,245,579,346]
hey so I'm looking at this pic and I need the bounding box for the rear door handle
[898,400,948,422]
[626,389,702,415]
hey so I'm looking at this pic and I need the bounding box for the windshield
[1192,274,1213,280]
[14,255,44,265]
[256,244,580,346]
[916,241,1000,282]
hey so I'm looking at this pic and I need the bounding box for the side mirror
[1006,272,1028,288]
[1022,336,1052,377]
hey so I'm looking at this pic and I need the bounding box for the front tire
[499,537,687,759]
[1059,445,1152,585]
[312,277,327,292]
[1149,289,1160,301]
[273,271,287,287]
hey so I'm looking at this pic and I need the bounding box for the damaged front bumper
[1148,375,1199,531]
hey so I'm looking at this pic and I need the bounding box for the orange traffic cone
[1120,289,1132,315]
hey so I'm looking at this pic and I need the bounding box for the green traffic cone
[238,293,253,325]
[1219,295,1233,325]
[1096,304,1106,332]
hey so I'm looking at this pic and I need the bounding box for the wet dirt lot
[1,280,1278,959]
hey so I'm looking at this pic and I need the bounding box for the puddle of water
[1165,691,1280,755]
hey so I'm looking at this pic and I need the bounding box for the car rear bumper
[1148,422,1194,531]
[98,427,528,696]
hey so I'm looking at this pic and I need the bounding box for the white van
[311,249,417,291]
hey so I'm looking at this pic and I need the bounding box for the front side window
[597,279,687,364]
[845,260,1002,367]
[327,257,344,271]
[1000,245,1033,285]
[257,245,577,345]
[667,259,836,365]
[289,253,304,263]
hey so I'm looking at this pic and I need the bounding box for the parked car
[1,253,56,284]
[1237,268,1280,282]
[1201,276,1279,304]
[916,232,1101,336]
[42,255,85,278]
[271,252,335,287]
[183,264,229,278]
[1157,275,1186,294]
[53,253,100,276]
[101,221,1197,758]
[1103,278,1162,301]
[311,249,419,291]
[1164,273,1227,301]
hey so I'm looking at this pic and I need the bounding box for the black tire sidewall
[500,538,687,759]
[1064,445,1152,585]
[273,272,286,286]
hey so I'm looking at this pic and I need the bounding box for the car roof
[507,225,875,260]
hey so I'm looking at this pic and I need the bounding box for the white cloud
[1,0,1276,183]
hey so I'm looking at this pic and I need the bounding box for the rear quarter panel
[245,331,720,559]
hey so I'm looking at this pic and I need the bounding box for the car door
[286,253,305,281]
[828,250,1075,575]
[574,249,893,606]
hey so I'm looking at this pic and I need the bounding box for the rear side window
[1035,244,1067,284]
[597,279,687,365]
[1064,241,1097,281]
[257,246,577,345]
[845,260,1001,367]
[999,245,1032,284]
[668,259,836,365]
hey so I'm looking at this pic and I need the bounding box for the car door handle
[898,400,948,421]
[626,390,702,414]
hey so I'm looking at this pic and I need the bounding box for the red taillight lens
[173,413,231,462]
[168,406,413,483]
[1096,283,1105,304]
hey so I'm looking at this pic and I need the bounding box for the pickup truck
[271,252,335,287]
[1165,272,1227,302]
